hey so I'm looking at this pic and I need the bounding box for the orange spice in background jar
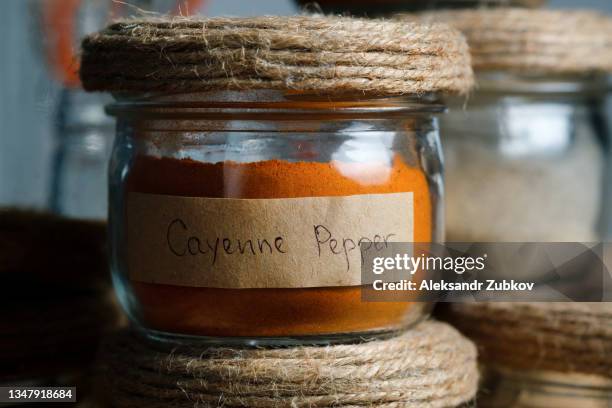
[80,16,473,344]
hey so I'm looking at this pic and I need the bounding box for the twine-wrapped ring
[98,320,479,407]
[408,8,612,75]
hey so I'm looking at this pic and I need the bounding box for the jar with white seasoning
[442,73,609,242]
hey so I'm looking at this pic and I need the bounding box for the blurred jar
[36,0,182,220]
[442,74,609,242]
[410,8,612,242]
[49,90,114,219]
[413,8,612,407]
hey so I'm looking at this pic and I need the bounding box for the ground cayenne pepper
[127,155,431,337]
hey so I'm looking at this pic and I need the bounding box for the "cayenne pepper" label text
[127,192,413,288]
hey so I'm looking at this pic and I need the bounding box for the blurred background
[1,2,611,402]
[1,0,612,214]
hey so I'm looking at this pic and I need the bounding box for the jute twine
[98,320,478,407]
[406,8,612,74]
[445,303,612,379]
[80,16,474,96]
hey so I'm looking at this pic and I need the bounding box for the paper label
[127,192,414,288]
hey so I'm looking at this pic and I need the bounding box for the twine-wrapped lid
[412,8,612,75]
[80,16,474,96]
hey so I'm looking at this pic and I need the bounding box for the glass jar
[107,90,444,345]
[49,90,114,220]
[441,74,609,242]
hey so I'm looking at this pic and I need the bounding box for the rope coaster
[446,303,612,379]
[98,320,478,407]
[409,8,612,75]
[80,16,474,96]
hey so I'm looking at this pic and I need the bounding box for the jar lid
[409,9,612,75]
[79,16,474,96]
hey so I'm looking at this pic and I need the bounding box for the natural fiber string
[446,303,612,379]
[403,8,612,74]
[80,16,474,96]
[98,320,478,407]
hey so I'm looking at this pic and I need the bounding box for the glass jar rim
[476,72,611,96]
[106,90,446,120]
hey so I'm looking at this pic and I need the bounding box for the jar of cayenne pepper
[80,16,473,344]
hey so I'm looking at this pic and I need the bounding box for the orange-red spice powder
[127,155,431,337]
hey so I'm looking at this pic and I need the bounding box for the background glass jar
[49,90,114,220]
[441,74,610,242]
[441,74,612,405]
[108,90,444,345]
